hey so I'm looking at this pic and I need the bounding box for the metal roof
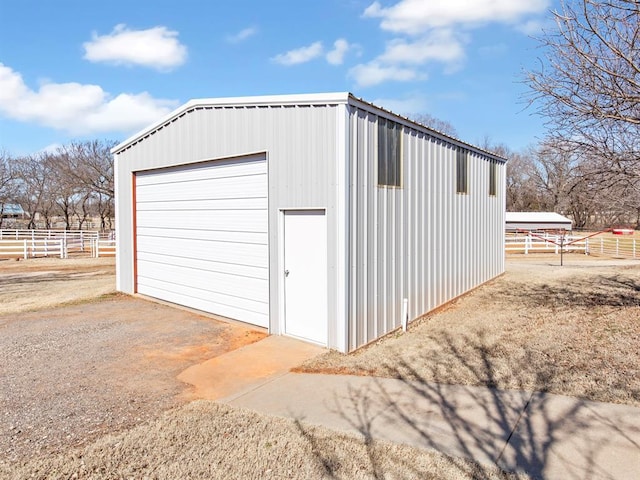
[506,212,572,224]
[111,92,507,162]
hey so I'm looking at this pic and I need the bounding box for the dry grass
[298,255,640,406]
[0,401,526,480]
[0,257,115,314]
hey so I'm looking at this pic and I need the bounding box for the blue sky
[0,0,557,156]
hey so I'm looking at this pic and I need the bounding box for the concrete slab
[498,392,640,480]
[178,336,325,400]
[223,372,531,466]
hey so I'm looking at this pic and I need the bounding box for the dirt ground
[0,257,116,314]
[1,401,526,480]
[5,253,638,479]
[299,253,640,407]
[0,290,265,464]
[0,256,524,480]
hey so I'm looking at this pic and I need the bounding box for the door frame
[277,208,327,342]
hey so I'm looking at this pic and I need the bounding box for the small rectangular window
[489,160,497,196]
[456,147,468,194]
[377,117,402,187]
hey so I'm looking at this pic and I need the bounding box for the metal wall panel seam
[333,104,349,351]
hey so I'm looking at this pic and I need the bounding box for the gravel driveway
[0,295,265,463]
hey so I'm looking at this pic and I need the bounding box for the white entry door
[283,210,328,345]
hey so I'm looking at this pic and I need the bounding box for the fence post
[23,240,27,259]
[585,238,589,255]
[524,235,529,254]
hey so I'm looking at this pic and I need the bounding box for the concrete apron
[177,335,325,401]
[222,372,640,480]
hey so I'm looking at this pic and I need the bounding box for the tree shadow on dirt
[494,273,640,309]
[293,330,639,479]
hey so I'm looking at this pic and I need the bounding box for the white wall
[346,103,505,351]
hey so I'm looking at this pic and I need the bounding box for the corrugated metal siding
[347,106,505,351]
[115,103,340,341]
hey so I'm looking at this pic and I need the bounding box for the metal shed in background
[505,212,572,232]
[113,92,506,353]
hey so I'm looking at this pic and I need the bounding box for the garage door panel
[137,279,268,326]
[137,251,268,280]
[137,209,267,232]
[138,262,268,304]
[136,236,268,267]
[136,175,267,202]
[136,159,266,186]
[136,197,266,212]
[136,226,267,245]
[135,155,269,328]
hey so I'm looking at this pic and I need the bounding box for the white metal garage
[113,92,506,352]
[134,154,269,328]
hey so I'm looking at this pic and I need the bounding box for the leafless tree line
[497,138,640,229]
[0,140,115,231]
[521,0,640,228]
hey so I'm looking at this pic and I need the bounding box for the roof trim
[346,94,507,162]
[111,92,350,154]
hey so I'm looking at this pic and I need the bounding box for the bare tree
[58,140,115,230]
[407,113,458,137]
[526,0,640,176]
[0,151,18,229]
[13,154,54,229]
[505,150,546,212]
[59,140,115,199]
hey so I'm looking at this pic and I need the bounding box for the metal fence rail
[0,239,66,259]
[586,236,638,259]
[506,233,638,259]
[0,230,116,258]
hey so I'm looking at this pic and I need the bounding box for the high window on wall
[377,117,402,187]
[489,160,497,196]
[456,147,468,194]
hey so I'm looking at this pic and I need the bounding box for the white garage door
[135,154,269,328]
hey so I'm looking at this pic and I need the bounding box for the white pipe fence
[0,230,116,258]
[506,233,639,259]
[0,239,66,259]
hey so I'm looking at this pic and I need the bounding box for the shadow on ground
[293,329,640,480]
[494,272,640,309]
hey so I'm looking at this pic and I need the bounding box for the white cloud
[349,62,423,87]
[364,0,550,34]
[353,0,549,87]
[38,143,63,154]
[0,63,178,135]
[83,24,187,70]
[378,29,466,65]
[348,29,463,87]
[516,18,553,35]
[326,39,351,65]
[272,41,324,66]
[226,26,258,43]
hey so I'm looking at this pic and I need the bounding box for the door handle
[284,269,290,277]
